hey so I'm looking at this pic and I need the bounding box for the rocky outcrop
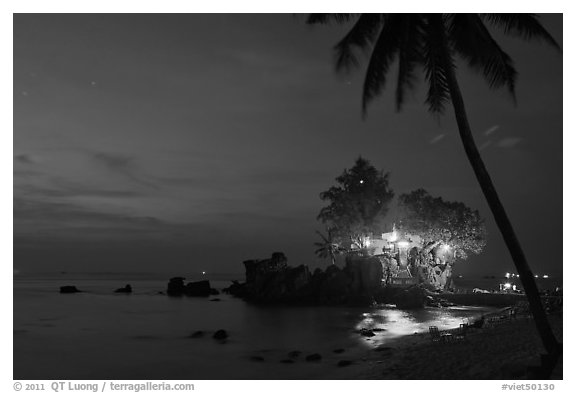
[237,252,384,306]
[114,284,132,293]
[166,277,213,297]
[222,280,247,297]
[393,285,428,309]
[60,286,81,293]
[243,253,311,302]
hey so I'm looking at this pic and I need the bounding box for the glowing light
[389,231,397,242]
[359,180,364,184]
[534,275,539,278]
[202,271,206,275]
[505,273,510,279]
[512,285,517,291]
[442,244,451,251]
[504,283,512,289]
[543,275,549,279]
[397,241,410,247]
[365,239,371,247]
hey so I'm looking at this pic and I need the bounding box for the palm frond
[448,14,517,96]
[333,14,384,73]
[421,15,452,114]
[362,16,403,115]
[307,14,357,25]
[481,14,561,50]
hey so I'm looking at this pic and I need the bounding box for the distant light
[543,275,549,279]
[504,283,512,289]
[505,272,510,279]
[442,244,451,251]
[534,275,538,278]
[202,271,206,275]
[512,285,517,291]
[397,241,410,247]
[359,180,364,184]
[389,231,398,242]
[365,239,371,247]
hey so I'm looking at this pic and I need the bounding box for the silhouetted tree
[318,157,394,248]
[306,14,561,359]
[314,228,345,265]
[398,189,487,261]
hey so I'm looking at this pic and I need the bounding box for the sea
[14,272,500,380]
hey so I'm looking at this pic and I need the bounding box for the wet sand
[350,313,563,380]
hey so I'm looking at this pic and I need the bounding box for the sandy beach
[346,313,563,380]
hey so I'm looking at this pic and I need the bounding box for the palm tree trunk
[441,50,561,358]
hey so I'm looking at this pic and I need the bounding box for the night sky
[13,14,563,278]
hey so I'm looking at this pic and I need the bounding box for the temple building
[349,227,454,290]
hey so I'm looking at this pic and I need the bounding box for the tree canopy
[318,157,394,247]
[398,189,486,260]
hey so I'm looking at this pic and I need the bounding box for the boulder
[167,277,186,297]
[305,353,322,362]
[185,280,211,297]
[167,278,213,297]
[59,286,81,294]
[213,329,228,340]
[243,253,311,302]
[223,281,247,297]
[394,285,427,309]
[114,284,132,294]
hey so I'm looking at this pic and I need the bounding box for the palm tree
[314,228,344,265]
[306,14,561,362]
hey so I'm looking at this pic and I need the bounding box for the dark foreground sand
[345,313,563,380]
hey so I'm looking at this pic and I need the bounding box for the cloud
[91,151,159,189]
[429,134,445,145]
[17,183,141,199]
[479,141,493,151]
[484,125,500,136]
[14,154,38,165]
[496,137,524,148]
[14,197,166,241]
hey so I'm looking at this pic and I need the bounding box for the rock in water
[114,285,132,293]
[59,286,81,294]
[394,285,427,309]
[212,329,228,340]
[167,277,213,297]
[223,281,247,297]
[305,353,322,362]
[185,280,211,297]
[167,277,186,297]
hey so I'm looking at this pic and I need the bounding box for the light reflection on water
[354,305,492,347]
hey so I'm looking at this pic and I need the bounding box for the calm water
[13,274,493,379]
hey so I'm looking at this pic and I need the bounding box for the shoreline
[339,313,563,380]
